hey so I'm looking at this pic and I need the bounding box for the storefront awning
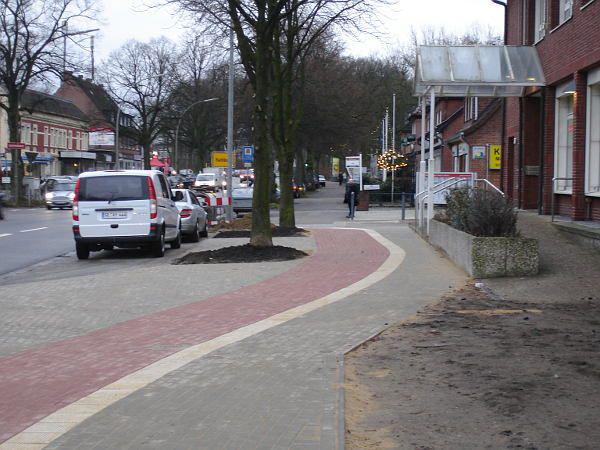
[414,45,546,97]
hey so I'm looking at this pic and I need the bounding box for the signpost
[345,155,363,190]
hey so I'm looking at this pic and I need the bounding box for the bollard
[350,191,355,220]
[401,193,406,220]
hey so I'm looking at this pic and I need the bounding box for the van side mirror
[172,191,184,202]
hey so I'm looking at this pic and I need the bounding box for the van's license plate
[102,211,128,219]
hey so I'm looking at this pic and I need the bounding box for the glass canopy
[414,45,546,97]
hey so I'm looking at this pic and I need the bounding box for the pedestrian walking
[338,172,344,185]
[344,180,360,219]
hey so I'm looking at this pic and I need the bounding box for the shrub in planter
[445,187,517,237]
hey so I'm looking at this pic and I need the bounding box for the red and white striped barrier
[197,193,232,225]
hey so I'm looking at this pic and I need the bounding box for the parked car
[172,188,208,242]
[292,181,305,198]
[232,187,253,212]
[168,175,186,189]
[44,179,76,209]
[318,175,326,187]
[72,170,181,260]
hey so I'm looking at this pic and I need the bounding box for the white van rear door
[77,175,152,237]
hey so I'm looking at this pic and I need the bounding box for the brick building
[402,96,503,188]
[1,90,90,178]
[55,72,142,170]
[504,0,600,219]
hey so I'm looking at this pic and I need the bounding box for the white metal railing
[475,179,505,196]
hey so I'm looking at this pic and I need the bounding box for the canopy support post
[427,88,436,235]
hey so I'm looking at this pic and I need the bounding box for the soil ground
[173,244,308,264]
[345,212,600,449]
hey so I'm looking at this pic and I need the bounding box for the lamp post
[174,97,219,171]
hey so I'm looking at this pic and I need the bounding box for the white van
[72,170,182,259]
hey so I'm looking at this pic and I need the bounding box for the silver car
[232,187,253,212]
[44,180,76,209]
[172,189,208,242]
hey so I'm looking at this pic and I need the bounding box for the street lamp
[174,97,219,171]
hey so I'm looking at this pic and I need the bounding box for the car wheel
[190,222,201,242]
[76,242,90,260]
[152,230,166,257]
[46,205,52,210]
[170,228,182,249]
[200,222,208,238]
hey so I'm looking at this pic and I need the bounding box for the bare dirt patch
[345,283,600,449]
[173,244,308,264]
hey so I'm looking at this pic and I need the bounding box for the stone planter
[427,219,539,278]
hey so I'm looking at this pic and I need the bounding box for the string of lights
[377,149,408,171]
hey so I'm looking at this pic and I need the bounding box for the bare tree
[100,38,178,170]
[0,0,98,204]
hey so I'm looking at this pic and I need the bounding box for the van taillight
[72,179,80,221]
[180,208,192,218]
[147,176,157,219]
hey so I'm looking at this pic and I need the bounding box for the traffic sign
[489,145,502,169]
[242,145,254,164]
[211,151,229,167]
[6,142,25,150]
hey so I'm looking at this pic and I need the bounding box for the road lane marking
[0,234,12,238]
[20,227,48,233]
[0,228,405,449]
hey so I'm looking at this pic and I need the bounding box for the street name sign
[7,142,26,150]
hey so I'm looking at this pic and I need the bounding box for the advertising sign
[89,128,115,147]
[345,155,363,189]
[332,157,340,177]
[472,146,486,160]
[211,151,229,167]
[489,145,502,169]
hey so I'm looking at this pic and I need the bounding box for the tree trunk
[142,142,151,170]
[278,155,295,228]
[250,34,273,248]
[7,104,23,206]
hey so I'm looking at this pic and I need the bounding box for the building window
[67,130,72,149]
[558,0,573,24]
[44,126,49,147]
[82,132,89,151]
[554,81,575,193]
[75,131,80,150]
[586,68,600,195]
[22,123,31,144]
[465,97,478,121]
[535,0,546,42]
[435,109,443,125]
[32,124,38,148]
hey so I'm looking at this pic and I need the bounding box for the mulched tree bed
[172,244,308,264]
[213,227,308,238]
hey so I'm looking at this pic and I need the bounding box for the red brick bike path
[0,228,389,443]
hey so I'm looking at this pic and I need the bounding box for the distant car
[232,187,253,212]
[318,175,326,187]
[45,180,76,209]
[168,175,185,189]
[172,189,208,242]
[292,181,305,198]
[193,173,219,191]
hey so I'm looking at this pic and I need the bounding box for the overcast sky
[92,0,505,63]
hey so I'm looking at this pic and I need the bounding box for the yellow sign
[211,151,229,167]
[489,145,502,169]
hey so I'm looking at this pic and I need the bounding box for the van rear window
[79,176,149,201]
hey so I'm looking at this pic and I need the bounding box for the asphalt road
[0,182,347,277]
[0,207,74,275]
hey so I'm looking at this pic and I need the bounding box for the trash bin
[357,191,369,211]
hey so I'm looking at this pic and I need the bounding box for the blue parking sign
[242,145,254,163]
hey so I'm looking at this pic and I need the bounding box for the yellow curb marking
[0,228,405,449]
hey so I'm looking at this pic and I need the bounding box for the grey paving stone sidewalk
[47,224,465,450]
[0,236,315,358]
